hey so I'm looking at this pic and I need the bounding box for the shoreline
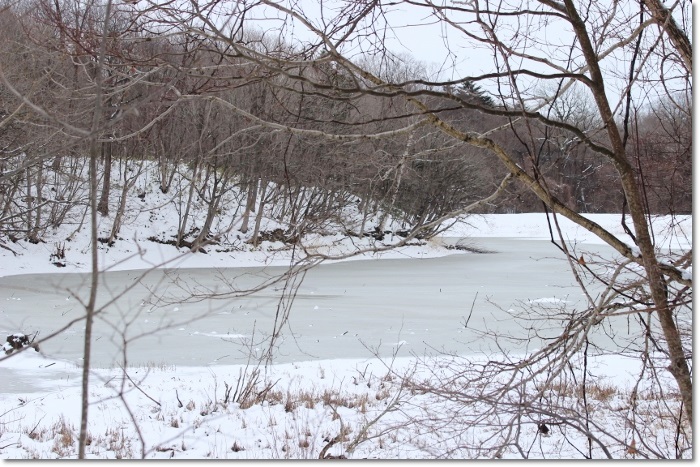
[0,213,691,279]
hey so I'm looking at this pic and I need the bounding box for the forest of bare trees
[0,2,492,252]
[0,0,691,253]
[0,0,692,459]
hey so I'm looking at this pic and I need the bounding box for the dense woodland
[0,0,691,251]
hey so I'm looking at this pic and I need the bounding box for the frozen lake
[0,237,625,376]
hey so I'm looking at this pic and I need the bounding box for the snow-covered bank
[0,345,678,459]
[442,212,692,250]
[0,159,690,278]
[0,212,691,278]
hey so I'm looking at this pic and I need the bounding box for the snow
[0,345,683,459]
[528,297,569,304]
[1,211,690,279]
[0,163,692,459]
[442,213,692,251]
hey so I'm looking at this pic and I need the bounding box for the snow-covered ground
[1,346,677,459]
[0,167,692,459]
[0,211,691,278]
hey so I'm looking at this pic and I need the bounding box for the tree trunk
[108,160,141,245]
[31,162,44,241]
[379,131,414,232]
[158,146,178,194]
[79,0,112,456]
[192,172,226,252]
[25,166,34,239]
[239,178,258,234]
[643,0,692,71]
[250,179,268,247]
[176,159,200,247]
[97,141,111,216]
[562,0,692,423]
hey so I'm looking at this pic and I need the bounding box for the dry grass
[375,388,391,401]
[284,394,296,413]
[104,427,133,458]
[587,382,617,402]
[548,380,577,398]
[271,387,324,413]
[299,390,317,409]
[262,389,285,407]
[25,425,48,442]
[50,417,74,457]
[549,380,618,402]
[321,389,369,410]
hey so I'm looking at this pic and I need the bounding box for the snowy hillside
[0,161,692,459]
[0,160,691,278]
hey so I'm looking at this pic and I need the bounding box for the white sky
[133,0,691,109]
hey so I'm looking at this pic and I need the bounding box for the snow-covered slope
[0,160,691,277]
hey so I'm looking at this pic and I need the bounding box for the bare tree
[0,0,691,458]
[135,0,691,456]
